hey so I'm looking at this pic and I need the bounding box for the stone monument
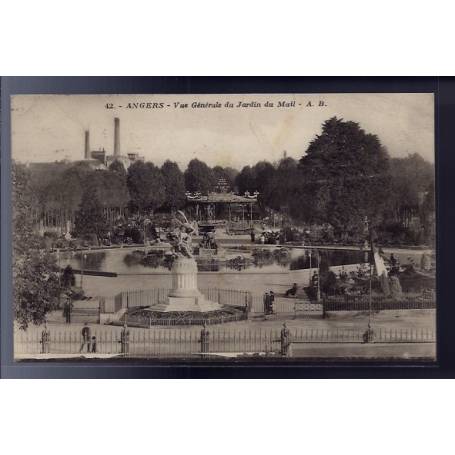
[153,211,222,313]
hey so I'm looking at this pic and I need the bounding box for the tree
[58,162,95,212]
[73,183,109,243]
[421,181,435,245]
[127,161,166,213]
[161,160,186,210]
[12,162,61,330]
[261,158,300,215]
[29,162,91,216]
[235,165,257,194]
[387,153,434,227]
[91,166,130,208]
[108,159,127,176]
[212,165,239,192]
[222,167,239,190]
[299,117,391,238]
[253,161,276,195]
[184,159,216,194]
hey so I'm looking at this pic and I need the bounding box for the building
[83,117,144,170]
[90,149,107,165]
[185,191,259,227]
[215,177,231,193]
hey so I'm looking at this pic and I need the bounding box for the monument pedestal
[152,256,222,313]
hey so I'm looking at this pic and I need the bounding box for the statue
[389,275,403,299]
[420,252,432,271]
[170,210,197,258]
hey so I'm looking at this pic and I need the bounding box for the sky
[11,93,435,169]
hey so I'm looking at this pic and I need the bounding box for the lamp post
[57,248,62,308]
[368,261,373,331]
[316,250,321,302]
[363,215,374,342]
[308,249,312,286]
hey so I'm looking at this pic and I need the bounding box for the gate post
[244,292,251,319]
[120,323,130,355]
[362,325,375,343]
[280,323,291,357]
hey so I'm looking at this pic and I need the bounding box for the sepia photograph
[11,92,436,362]
[4,1,455,453]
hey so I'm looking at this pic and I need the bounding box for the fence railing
[113,290,436,318]
[15,326,436,358]
[121,310,248,327]
[323,295,436,312]
[113,289,324,316]
[113,288,252,313]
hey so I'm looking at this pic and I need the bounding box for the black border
[1,76,452,378]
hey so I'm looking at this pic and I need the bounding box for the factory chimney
[84,130,90,159]
[114,117,120,157]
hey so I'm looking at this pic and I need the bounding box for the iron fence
[114,288,252,311]
[15,326,436,358]
[118,309,248,327]
[323,295,436,312]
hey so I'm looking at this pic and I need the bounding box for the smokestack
[84,130,90,159]
[114,117,120,157]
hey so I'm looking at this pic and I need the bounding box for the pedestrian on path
[269,291,275,314]
[91,335,97,353]
[40,323,51,354]
[79,323,91,353]
[63,296,73,324]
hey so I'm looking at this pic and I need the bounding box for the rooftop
[186,191,258,204]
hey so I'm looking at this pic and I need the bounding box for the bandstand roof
[186,192,257,204]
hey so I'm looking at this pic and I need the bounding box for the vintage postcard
[11,93,436,361]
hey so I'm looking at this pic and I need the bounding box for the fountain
[153,256,222,312]
[124,211,246,325]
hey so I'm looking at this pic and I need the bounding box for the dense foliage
[127,161,166,212]
[161,160,186,210]
[73,183,109,243]
[13,163,62,329]
[25,117,435,245]
[299,117,391,239]
[184,159,217,194]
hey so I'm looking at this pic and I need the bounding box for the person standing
[250,228,256,243]
[91,335,97,353]
[41,323,51,354]
[269,291,275,314]
[63,296,73,324]
[80,323,91,353]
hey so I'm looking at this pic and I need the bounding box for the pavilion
[185,191,260,228]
